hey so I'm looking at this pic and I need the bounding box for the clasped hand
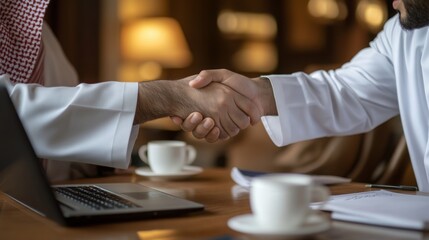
[171,69,275,142]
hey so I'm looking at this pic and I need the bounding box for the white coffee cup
[250,174,329,231]
[138,140,196,174]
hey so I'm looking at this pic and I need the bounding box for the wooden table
[0,168,427,240]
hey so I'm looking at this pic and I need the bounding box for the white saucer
[135,166,203,181]
[228,213,330,236]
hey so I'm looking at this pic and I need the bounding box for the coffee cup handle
[311,185,330,210]
[138,145,149,164]
[186,145,197,165]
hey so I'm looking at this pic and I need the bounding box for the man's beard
[400,0,429,30]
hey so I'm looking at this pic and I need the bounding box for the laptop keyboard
[53,186,140,210]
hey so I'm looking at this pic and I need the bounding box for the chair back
[376,135,415,185]
[347,117,402,182]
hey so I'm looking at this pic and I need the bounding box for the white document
[321,190,429,230]
[230,167,351,188]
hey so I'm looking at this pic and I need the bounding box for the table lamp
[121,17,192,81]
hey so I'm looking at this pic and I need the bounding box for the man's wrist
[253,77,277,116]
[134,78,195,124]
[135,80,176,124]
[133,84,144,124]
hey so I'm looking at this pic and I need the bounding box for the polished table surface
[1,167,428,240]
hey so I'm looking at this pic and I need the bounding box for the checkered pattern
[0,0,49,83]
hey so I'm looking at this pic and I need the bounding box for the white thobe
[262,15,429,191]
[1,76,139,170]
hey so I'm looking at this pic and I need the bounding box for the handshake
[136,69,277,143]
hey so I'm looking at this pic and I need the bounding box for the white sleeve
[1,75,139,169]
[261,18,399,147]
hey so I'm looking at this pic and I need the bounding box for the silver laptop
[0,84,204,226]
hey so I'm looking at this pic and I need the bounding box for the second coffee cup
[251,174,330,231]
[138,140,196,174]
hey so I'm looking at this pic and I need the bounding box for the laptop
[0,84,204,226]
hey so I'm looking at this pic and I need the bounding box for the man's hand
[190,69,265,123]
[170,113,221,143]
[172,69,277,142]
[136,75,261,140]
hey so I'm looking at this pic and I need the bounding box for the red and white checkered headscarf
[0,0,50,84]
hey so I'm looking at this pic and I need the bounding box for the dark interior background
[44,0,396,84]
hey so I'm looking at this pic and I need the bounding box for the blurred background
[44,0,411,184]
[45,0,394,83]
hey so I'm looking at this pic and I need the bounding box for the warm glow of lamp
[308,0,348,21]
[120,17,192,81]
[217,11,277,39]
[356,0,387,33]
[232,41,278,72]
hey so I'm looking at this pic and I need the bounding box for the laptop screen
[0,85,66,224]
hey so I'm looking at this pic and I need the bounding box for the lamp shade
[121,17,192,68]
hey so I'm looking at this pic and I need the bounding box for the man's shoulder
[374,15,429,51]
[383,14,429,38]
[382,15,401,35]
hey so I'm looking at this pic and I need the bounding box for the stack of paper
[319,190,429,230]
[230,167,351,188]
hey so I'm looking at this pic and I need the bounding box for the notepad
[319,190,429,230]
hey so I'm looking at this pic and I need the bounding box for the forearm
[134,80,175,124]
[134,78,196,124]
